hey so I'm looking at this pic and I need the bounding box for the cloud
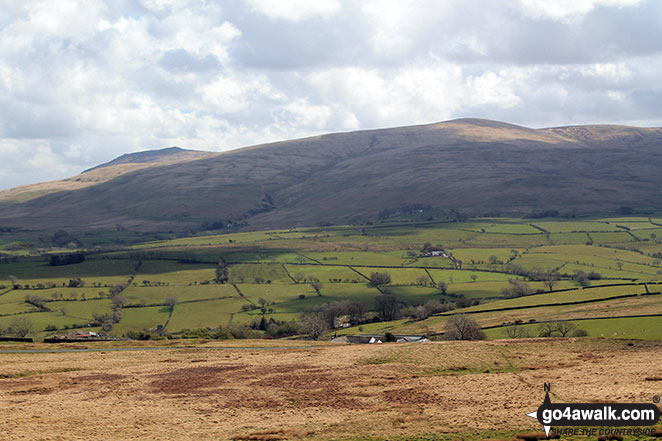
[246,0,342,21]
[0,0,661,189]
[514,0,642,23]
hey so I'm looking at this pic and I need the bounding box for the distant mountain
[82,146,210,172]
[1,118,661,234]
[0,147,215,204]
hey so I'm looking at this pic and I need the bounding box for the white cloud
[580,63,633,82]
[0,0,660,189]
[465,71,522,108]
[514,0,642,23]
[246,0,342,21]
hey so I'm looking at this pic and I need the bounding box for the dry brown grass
[0,338,659,440]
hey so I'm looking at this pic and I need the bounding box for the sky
[1,0,661,189]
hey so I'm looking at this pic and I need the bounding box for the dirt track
[0,339,660,440]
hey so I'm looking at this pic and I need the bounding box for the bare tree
[553,321,576,337]
[111,295,126,308]
[505,325,529,339]
[300,313,329,340]
[8,317,32,337]
[544,271,560,292]
[501,279,532,297]
[537,322,556,337]
[416,276,429,286]
[375,293,403,321]
[444,315,486,340]
[165,296,177,311]
[310,280,323,295]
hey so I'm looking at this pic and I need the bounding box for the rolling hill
[1,118,661,234]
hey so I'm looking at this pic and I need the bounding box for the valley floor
[0,338,660,441]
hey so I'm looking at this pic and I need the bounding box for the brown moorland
[0,338,660,440]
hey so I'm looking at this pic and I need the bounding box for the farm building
[331,335,430,344]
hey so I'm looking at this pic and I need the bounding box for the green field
[483,316,662,340]
[1,216,662,340]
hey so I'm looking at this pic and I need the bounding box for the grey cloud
[1,0,662,190]
[158,49,221,73]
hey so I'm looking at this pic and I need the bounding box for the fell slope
[1,118,661,233]
[0,147,215,204]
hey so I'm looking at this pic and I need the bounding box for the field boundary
[481,312,662,331]
[436,291,660,317]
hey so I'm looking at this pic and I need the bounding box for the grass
[484,316,662,340]
[167,297,250,331]
[460,284,647,312]
[135,260,217,285]
[352,267,430,285]
[228,263,291,283]
[283,264,363,282]
[110,306,170,335]
[121,284,238,305]
[0,258,136,287]
[3,217,662,340]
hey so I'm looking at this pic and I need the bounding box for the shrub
[369,272,391,287]
[587,271,602,280]
[572,328,588,337]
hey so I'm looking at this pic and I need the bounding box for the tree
[444,315,485,340]
[537,323,555,337]
[375,293,403,321]
[501,279,532,297]
[544,271,560,292]
[553,321,576,337]
[165,296,177,311]
[437,281,448,295]
[258,297,267,308]
[215,258,229,284]
[488,255,498,264]
[574,270,590,287]
[505,325,529,339]
[8,275,19,289]
[68,278,85,287]
[416,276,429,286]
[300,313,329,340]
[470,274,477,282]
[616,261,623,271]
[346,301,365,324]
[8,317,32,337]
[111,295,126,308]
[310,280,323,295]
[410,305,429,321]
[293,272,304,283]
[369,272,391,287]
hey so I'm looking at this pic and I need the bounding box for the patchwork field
[0,217,661,341]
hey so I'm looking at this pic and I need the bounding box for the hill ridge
[1,118,661,233]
